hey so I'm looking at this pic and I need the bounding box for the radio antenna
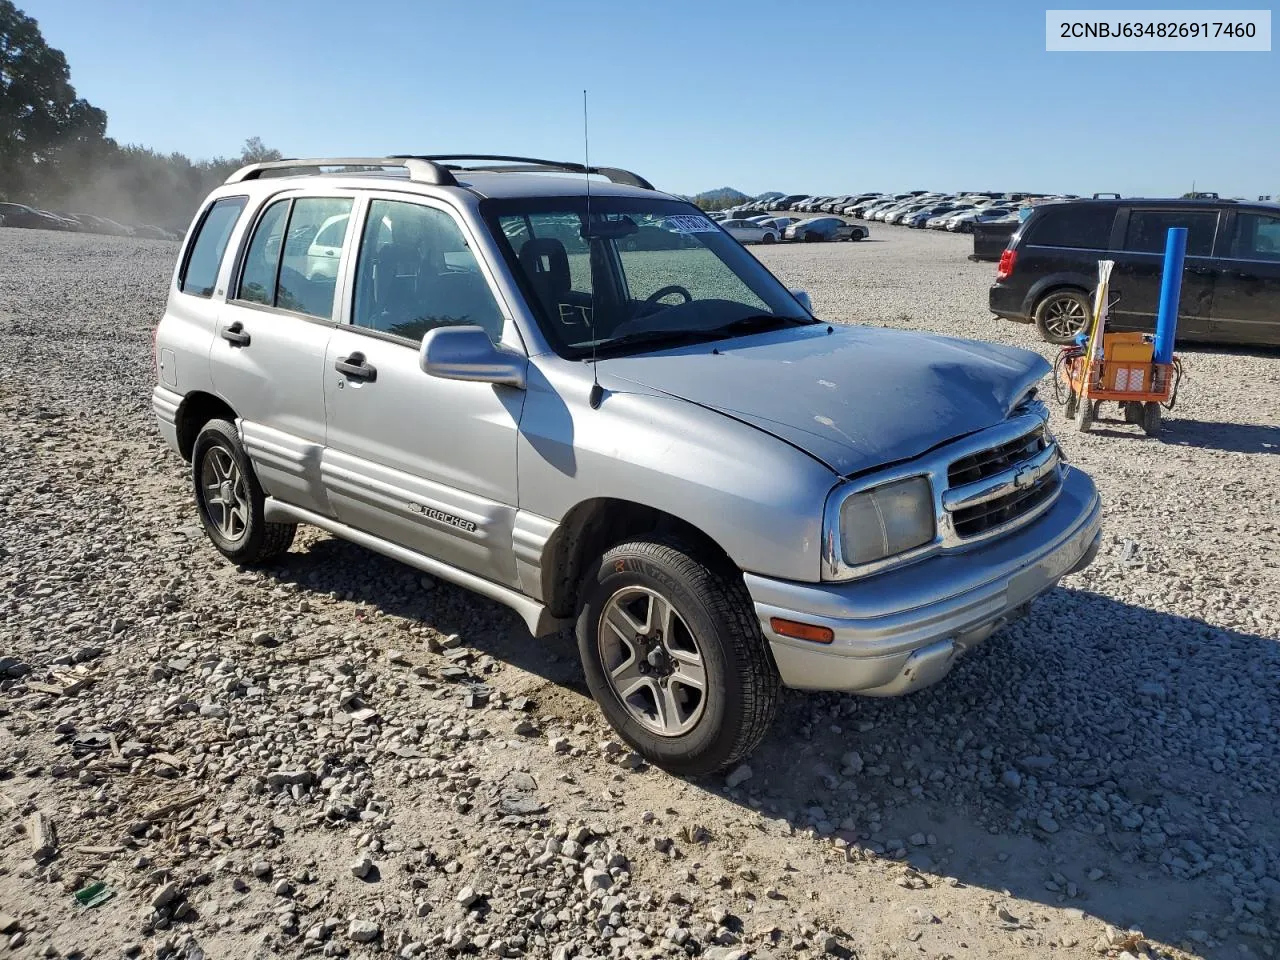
[584,89,604,410]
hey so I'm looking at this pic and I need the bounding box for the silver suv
[153,156,1101,775]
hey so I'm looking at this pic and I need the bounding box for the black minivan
[989,198,1280,347]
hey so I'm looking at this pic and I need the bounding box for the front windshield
[482,197,813,358]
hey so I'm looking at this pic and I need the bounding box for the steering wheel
[644,285,692,308]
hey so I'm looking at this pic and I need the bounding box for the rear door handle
[220,322,250,347]
[335,352,377,382]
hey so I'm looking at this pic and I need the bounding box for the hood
[600,324,1049,477]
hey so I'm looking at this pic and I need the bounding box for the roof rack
[225,157,458,186]
[389,155,655,190]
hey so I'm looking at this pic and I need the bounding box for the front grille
[948,426,1046,486]
[944,419,1062,541]
[950,472,1059,539]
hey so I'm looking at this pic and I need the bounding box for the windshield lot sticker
[667,215,720,233]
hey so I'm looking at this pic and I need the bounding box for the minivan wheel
[1034,290,1092,344]
[576,538,780,776]
[192,418,296,565]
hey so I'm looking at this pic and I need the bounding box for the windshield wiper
[587,315,817,358]
[589,328,728,356]
[706,314,818,335]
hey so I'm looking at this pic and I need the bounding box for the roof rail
[388,155,655,190]
[224,157,458,186]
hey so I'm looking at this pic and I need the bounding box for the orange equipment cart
[1056,332,1181,436]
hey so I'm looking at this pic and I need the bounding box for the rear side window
[236,197,353,320]
[1124,209,1219,257]
[1228,212,1280,260]
[1026,205,1116,249]
[179,197,246,297]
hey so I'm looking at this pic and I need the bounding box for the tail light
[996,248,1017,281]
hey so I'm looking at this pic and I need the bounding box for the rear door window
[179,197,246,297]
[1026,205,1116,249]
[236,197,354,319]
[1228,212,1280,260]
[1124,209,1219,257]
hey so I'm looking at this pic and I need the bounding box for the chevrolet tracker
[153,155,1102,775]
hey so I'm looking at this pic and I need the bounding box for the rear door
[1210,209,1280,346]
[1109,206,1219,338]
[211,192,357,515]
[321,194,526,586]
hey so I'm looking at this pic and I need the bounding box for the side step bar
[263,498,567,638]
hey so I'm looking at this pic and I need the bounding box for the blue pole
[1154,227,1187,364]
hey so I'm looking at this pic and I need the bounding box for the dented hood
[601,324,1049,476]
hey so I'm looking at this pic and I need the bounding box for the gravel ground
[1,223,1277,960]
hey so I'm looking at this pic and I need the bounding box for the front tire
[576,538,780,776]
[192,418,296,565]
[1034,289,1092,344]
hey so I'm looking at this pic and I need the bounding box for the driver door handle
[335,352,377,382]
[220,322,250,347]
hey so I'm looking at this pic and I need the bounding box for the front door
[1211,210,1280,346]
[1108,207,1219,339]
[211,192,357,515]
[321,195,526,587]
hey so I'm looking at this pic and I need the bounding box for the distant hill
[756,191,784,201]
[692,187,751,211]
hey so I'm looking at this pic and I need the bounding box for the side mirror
[790,289,813,313]
[419,326,526,389]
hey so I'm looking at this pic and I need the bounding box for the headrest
[518,237,571,297]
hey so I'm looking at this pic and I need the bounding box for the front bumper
[747,467,1101,695]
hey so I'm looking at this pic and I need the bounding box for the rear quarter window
[179,197,247,297]
[1025,205,1116,249]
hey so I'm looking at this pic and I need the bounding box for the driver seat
[518,237,575,325]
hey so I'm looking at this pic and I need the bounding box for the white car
[947,208,1014,232]
[720,219,778,244]
[304,212,351,279]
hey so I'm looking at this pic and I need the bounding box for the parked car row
[0,201,181,239]
[710,211,868,243]
[717,191,1082,235]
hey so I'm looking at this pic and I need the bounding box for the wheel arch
[540,498,734,620]
[176,391,237,461]
[1024,274,1095,316]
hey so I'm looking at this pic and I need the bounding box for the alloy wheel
[200,446,250,542]
[1043,295,1089,339]
[597,586,707,737]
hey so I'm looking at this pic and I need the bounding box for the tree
[239,136,283,164]
[0,0,110,200]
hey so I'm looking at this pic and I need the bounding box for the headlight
[838,476,935,567]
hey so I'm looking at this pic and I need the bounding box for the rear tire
[1077,399,1095,433]
[1034,289,1092,345]
[761,232,776,244]
[192,419,296,565]
[576,537,780,776]
[1142,402,1162,436]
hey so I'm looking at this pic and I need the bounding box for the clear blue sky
[21,0,1279,198]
